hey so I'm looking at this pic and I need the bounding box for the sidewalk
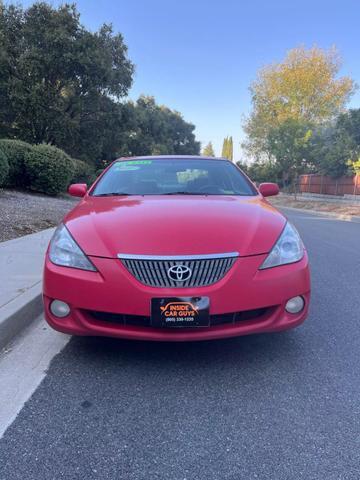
[0,228,54,349]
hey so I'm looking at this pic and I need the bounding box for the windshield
[91,158,256,196]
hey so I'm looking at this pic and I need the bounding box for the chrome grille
[118,253,238,288]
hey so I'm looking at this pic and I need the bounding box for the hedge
[0,139,98,194]
[0,139,32,187]
[71,159,96,185]
[24,144,74,195]
[0,149,9,187]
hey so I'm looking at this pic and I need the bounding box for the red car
[43,156,310,341]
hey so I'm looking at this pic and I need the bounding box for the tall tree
[221,137,230,158]
[310,109,360,178]
[240,159,282,185]
[221,136,233,160]
[336,109,360,166]
[202,142,215,157]
[228,136,233,161]
[244,46,355,158]
[266,118,314,188]
[0,3,202,164]
[339,109,360,175]
[0,2,134,161]
[124,96,200,158]
[222,137,229,158]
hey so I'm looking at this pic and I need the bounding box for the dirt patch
[0,189,78,242]
[270,194,360,217]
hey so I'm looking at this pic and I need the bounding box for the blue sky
[22,0,360,159]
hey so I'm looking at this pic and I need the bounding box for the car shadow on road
[63,328,307,372]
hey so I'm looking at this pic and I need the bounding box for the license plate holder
[151,297,210,328]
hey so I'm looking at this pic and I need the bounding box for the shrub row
[0,139,32,187]
[0,149,9,186]
[0,139,96,195]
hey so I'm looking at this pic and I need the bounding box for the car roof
[114,155,230,162]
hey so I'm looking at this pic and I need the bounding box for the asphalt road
[1,208,360,480]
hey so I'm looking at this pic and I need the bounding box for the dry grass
[270,194,360,217]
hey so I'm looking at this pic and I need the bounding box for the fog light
[285,296,305,314]
[50,300,70,318]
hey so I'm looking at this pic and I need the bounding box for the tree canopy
[202,142,215,157]
[0,3,133,144]
[221,136,233,161]
[266,118,314,186]
[243,46,357,183]
[0,2,200,165]
[309,109,360,178]
[244,46,355,156]
[124,96,200,158]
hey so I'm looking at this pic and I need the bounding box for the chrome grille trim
[117,252,239,261]
[118,252,239,288]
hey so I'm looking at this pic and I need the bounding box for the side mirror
[68,183,87,197]
[259,182,279,197]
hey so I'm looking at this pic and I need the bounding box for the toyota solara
[43,156,310,341]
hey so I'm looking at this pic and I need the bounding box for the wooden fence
[299,174,360,196]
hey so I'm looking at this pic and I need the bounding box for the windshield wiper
[94,191,209,196]
[94,192,134,197]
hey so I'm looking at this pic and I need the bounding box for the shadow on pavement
[63,328,306,371]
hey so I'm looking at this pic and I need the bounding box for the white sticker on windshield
[116,165,140,171]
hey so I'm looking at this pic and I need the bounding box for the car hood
[64,195,286,258]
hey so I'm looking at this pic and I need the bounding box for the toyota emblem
[167,264,192,282]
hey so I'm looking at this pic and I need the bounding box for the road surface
[0,209,359,479]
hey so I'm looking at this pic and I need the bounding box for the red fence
[299,174,360,196]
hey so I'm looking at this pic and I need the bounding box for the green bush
[0,139,32,187]
[70,159,96,185]
[24,144,74,195]
[0,149,9,187]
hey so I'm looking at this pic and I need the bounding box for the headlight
[259,222,304,270]
[49,224,97,271]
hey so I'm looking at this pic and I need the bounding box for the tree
[243,160,282,185]
[336,109,360,173]
[221,137,228,158]
[124,96,200,158]
[221,136,233,160]
[64,96,135,164]
[0,2,134,161]
[236,161,249,175]
[228,136,233,161]
[244,46,355,158]
[310,109,360,178]
[202,142,215,157]
[266,118,314,189]
[0,3,201,164]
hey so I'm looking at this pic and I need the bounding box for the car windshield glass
[92,159,256,196]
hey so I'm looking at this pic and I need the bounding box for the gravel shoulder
[270,193,360,216]
[0,189,77,242]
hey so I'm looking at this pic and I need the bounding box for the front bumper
[43,252,310,342]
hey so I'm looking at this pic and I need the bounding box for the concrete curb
[279,206,360,223]
[0,227,54,350]
[0,283,43,351]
